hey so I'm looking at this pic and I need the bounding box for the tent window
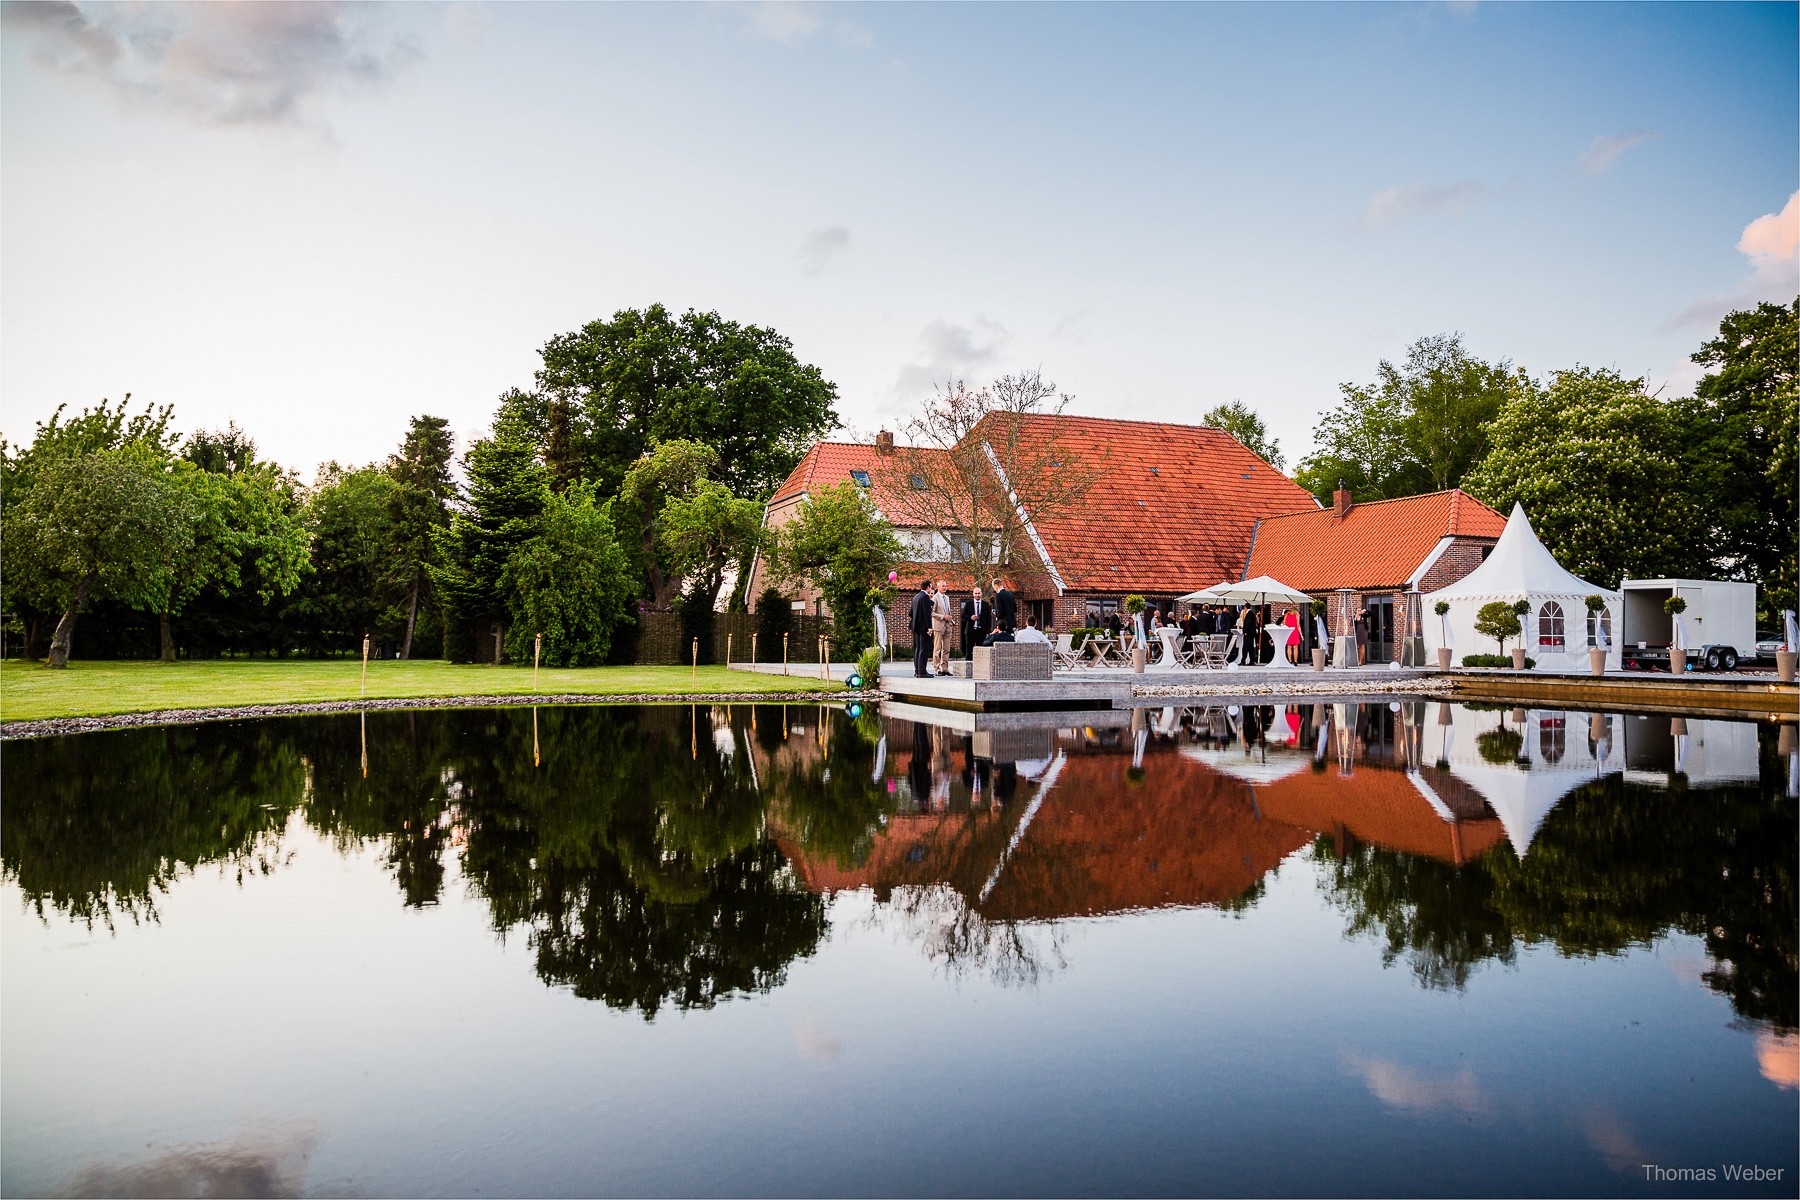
[1538,601,1565,651]
[1539,715,1566,764]
[1586,607,1612,648]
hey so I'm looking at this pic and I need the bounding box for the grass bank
[0,659,842,722]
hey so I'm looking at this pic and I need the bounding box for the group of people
[908,576,1049,677]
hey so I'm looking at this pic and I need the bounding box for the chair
[1053,633,1083,670]
[1197,634,1229,669]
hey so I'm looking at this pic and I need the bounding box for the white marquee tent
[1424,504,1621,672]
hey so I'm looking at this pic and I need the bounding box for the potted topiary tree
[1124,594,1147,673]
[1584,594,1608,677]
[1509,599,1532,669]
[1474,600,1522,668]
[1664,595,1687,674]
[1433,600,1452,670]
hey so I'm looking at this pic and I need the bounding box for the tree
[1474,600,1521,654]
[1201,400,1284,470]
[880,370,1104,589]
[1294,334,1521,501]
[658,481,765,610]
[1687,299,1798,618]
[1465,367,1700,588]
[431,421,550,662]
[1,395,180,659]
[294,464,401,655]
[768,481,905,653]
[3,447,195,667]
[523,304,840,501]
[608,439,720,610]
[384,415,457,658]
[145,448,309,661]
[499,482,635,666]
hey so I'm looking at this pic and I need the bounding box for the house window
[849,469,870,487]
[1537,601,1565,651]
[1586,607,1612,648]
[1029,599,1055,630]
[909,474,927,490]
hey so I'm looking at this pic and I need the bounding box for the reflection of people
[909,579,935,677]
[931,579,953,674]
[909,720,933,803]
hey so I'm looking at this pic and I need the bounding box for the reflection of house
[753,416,1318,634]
[1254,765,1508,867]
[1243,485,1505,663]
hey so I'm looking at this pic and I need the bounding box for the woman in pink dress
[1283,606,1301,664]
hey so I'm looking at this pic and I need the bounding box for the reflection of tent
[1425,504,1621,672]
[1441,762,1588,858]
[1179,744,1311,785]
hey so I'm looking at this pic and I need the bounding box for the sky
[3,1,1796,483]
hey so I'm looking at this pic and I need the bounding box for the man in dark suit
[992,576,1018,635]
[909,579,936,676]
[961,586,994,657]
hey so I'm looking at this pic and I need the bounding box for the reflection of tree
[1317,733,1795,1030]
[869,884,1067,989]
[764,709,898,871]
[1,724,304,927]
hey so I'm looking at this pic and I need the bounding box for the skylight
[850,469,871,487]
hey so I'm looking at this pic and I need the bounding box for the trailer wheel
[1721,649,1738,671]
[1704,648,1722,671]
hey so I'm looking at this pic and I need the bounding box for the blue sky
[3,1,1794,481]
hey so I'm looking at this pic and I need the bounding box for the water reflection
[3,701,1793,1035]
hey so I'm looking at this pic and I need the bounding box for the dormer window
[910,474,927,490]
[850,470,871,487]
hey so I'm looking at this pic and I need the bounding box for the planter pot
[1671,642,1684,674]
[1777,650,1797,683]
[1671,717,1688,737]
[1435,648,1452,671]
[1311,649,1327,672]
[1131,644,1147,674]
[1588,648,1606,677]
[1779,725,1796,756]
[1510,648,1527,670]
[1589,713,1607,742]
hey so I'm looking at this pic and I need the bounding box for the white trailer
[1619,579,1758,671]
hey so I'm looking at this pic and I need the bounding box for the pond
[3,700,1795,1197]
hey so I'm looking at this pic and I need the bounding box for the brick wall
[1417,538,1494,594]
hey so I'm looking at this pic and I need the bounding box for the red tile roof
[769,441,949,527]
[993,415,1319,594]
[1244,489,1505,592]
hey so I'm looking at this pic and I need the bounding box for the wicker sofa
[972,642,1053,681]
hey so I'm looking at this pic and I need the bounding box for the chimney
[1333,479,1352,520]
[875,430,895,456]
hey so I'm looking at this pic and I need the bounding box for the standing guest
[1354,605,1370,665]
[1283,605,1301,664]
[961,586,994,657]
[993,576,1018,634]
[909,579,935,677]
[931,579,954,675]
[1238,604,1259,665]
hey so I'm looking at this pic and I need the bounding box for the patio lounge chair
[1053,633,1084,670]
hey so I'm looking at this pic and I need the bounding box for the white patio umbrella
[1197,576,1314,606]
[1177,582,1235,604]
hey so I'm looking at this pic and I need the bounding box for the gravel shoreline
[1132,677,1455,698]
[1,690,877,740]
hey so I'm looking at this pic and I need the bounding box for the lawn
[0,659,844,723]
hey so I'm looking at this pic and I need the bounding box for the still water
[3,700,1795,1198]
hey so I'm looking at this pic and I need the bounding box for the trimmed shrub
[1462,653,1537,669]
[856,646,882,686]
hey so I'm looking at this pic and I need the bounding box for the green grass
[0,659,844,723]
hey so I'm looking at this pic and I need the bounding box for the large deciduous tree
[1465,367,1699,588]
[1295,334,1522,501]
[607,439,720,610]
[767,481,904,654]
[499,482,635,666]
[5,448,195,667]
[524,305,839,501]
[1686,299,1798,617]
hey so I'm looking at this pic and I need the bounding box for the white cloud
[0,1,420,133]
[1578,128,1659,174]
[1664,188,1799,331]
[798,225,851,275]
[1361,180,1485,230]
[1345,1055,1491,1119]
[893,317,1008,396]
[736,2,870,49]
